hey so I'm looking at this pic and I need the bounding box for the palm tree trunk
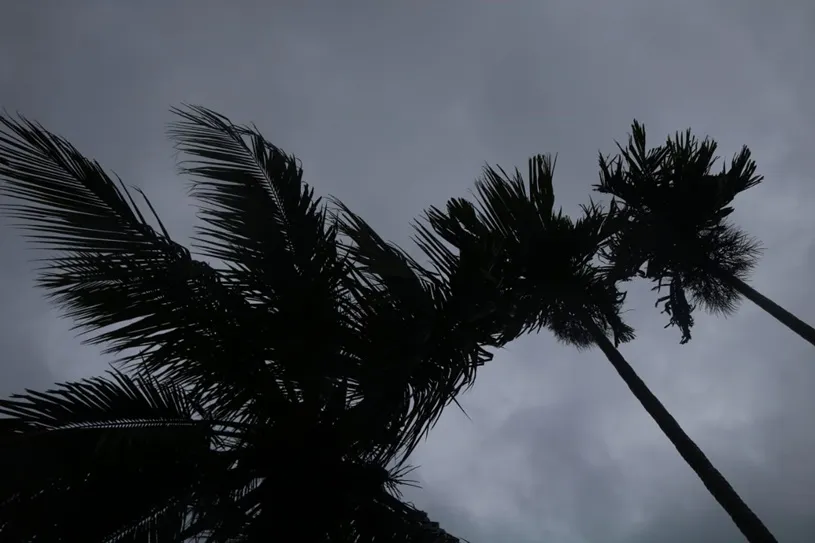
[712,268,815,349]
[581,317,778,543]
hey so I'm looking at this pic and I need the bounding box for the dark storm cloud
[2,1,815,541]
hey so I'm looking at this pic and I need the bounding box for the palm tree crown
[594,121,763,343]
[419,154,634,349]
[0,106,486,541]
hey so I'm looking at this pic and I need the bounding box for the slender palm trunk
[712,268,815,349]
[581,317,778,543]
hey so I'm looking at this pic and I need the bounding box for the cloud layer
[2,1,814,541]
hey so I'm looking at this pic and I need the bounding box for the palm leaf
[167,105,343,302]
[0,370,227,542]
[334,201,495,463]
[168,105,366,420]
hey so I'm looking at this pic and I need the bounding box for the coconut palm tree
[0,106,491,541]
[417,155,778,543]
[595,121,815,347]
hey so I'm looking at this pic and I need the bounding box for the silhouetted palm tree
[595,122,815,347]
[418,155,778,543]
[0,106,490,541]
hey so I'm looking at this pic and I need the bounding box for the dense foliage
[0,106,510,541]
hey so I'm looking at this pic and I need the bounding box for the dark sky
[2,1,815,541]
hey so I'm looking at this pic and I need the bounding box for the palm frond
[335,201,497,463]
[0,370,226,542]
[167,105,343,299]
[168,105,371,422]
[0,113,285,420]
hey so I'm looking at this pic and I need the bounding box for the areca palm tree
[0,106,492,541]
[595,121,815,347]
[418,155,778,543]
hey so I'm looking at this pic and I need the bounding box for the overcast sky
[2,1,815,541]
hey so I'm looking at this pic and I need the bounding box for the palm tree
[418,155,778,543]
[595,121,815,347]
[0,106,492,541]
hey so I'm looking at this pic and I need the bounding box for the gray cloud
[2,1,815,541]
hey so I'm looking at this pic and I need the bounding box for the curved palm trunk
[712,268,815,349]
[581,317,778,543]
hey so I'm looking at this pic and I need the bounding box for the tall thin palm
[595,121,815,347]
[0,107,479,541]
[419,155,778,543]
